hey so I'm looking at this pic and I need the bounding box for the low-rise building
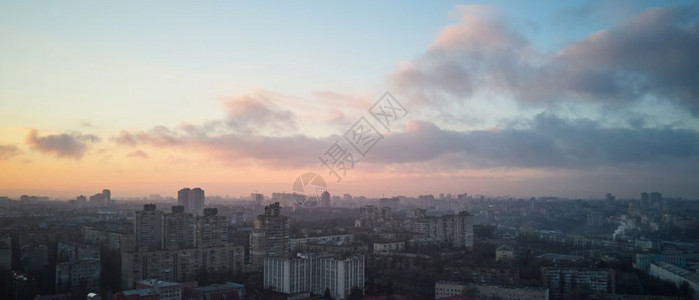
[373,241,405,254]
[435,281,548,300]
[542,267,615,300]
[495,245,514,261]
[135,279,182,300]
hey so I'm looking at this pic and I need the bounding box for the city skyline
[2,1,699,199]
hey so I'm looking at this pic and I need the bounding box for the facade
[649,262,699,298]
[197,208,228,248]
[177,188,205,216]
[83,224,135,252]
[264,253,365,299]
[135,279,182,300]
[0,235,11,270]
[251,202,289,267]
[185,282,245,300]
[411,211,474,249]
[435,281,548,300]
[289,234,353,252]
[120,244,244,288]
[373,241,405,254]
[163,206,196,250]
[634,253,686,271]
[496,245,515,261]
[20,243,49,274]
[542,267,615,300]
[134,204,164,251]
[55,242,101,294]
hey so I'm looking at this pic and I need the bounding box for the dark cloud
[391,5,699,111]
[115,113,699,171]
[367,114,699,169]
[0,144,20,160]
[25,129,99,159]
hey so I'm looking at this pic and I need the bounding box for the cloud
[390,5,699,112]
[126,150,149,158]
[114,112,699,171]
[367,115,699,170]
[25,129,99,159]
[0,145,20,160]
[222,93,297,134]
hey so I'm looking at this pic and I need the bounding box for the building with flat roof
[543,267,615,300]
[135,279,182,300]
[264,253,364,299]
[435,281,548,300]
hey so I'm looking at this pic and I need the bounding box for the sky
[1,1,698,200]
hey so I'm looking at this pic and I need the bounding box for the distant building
[264,253,364,299]
[55,242,101,294]
[495,245,514,261]
[114,288,160,300]
[435,281,548,300]
[184,282,244,300]
[163,206,196,250]
[634,253,686,271]
[649,262,699,297]
[250,202,289,268]
[410,211,474,249]
[320,191,331,207]
[20,243,49,274]
[120,244,243,288]
[373,241,405,254]
[83,224,135,252]
[289,234,354,252]
[543,267,615,300]
[197,208,228,248]
[178,188,205,216]
[134,204,163,251]
[135,279,182,300]
[0,236,11,270]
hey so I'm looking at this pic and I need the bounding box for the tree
[348,286,363,300]
[679,281,694,299]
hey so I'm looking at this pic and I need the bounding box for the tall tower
[163,205,196,249]
[134,204,163,250]
[102,189,111,205]
[178,188,205,216]
[250,202,289,268]
[197,208,228,248]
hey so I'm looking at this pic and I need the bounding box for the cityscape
[2,1,699,300]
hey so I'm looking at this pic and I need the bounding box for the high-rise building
[134,204,164,251]
[641,192,650,210]
[320,191,331,207]
[55,242,101,294]
[605,193,615,201]
[264,253,365,299]
[163,206,196,250]
[120,244,244,288]
[650,192,663,210]
[197,208,228,248]
[0,236,11,271]
[103,189,111,204]
[178,188,205,216]
[250,202,289,268]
